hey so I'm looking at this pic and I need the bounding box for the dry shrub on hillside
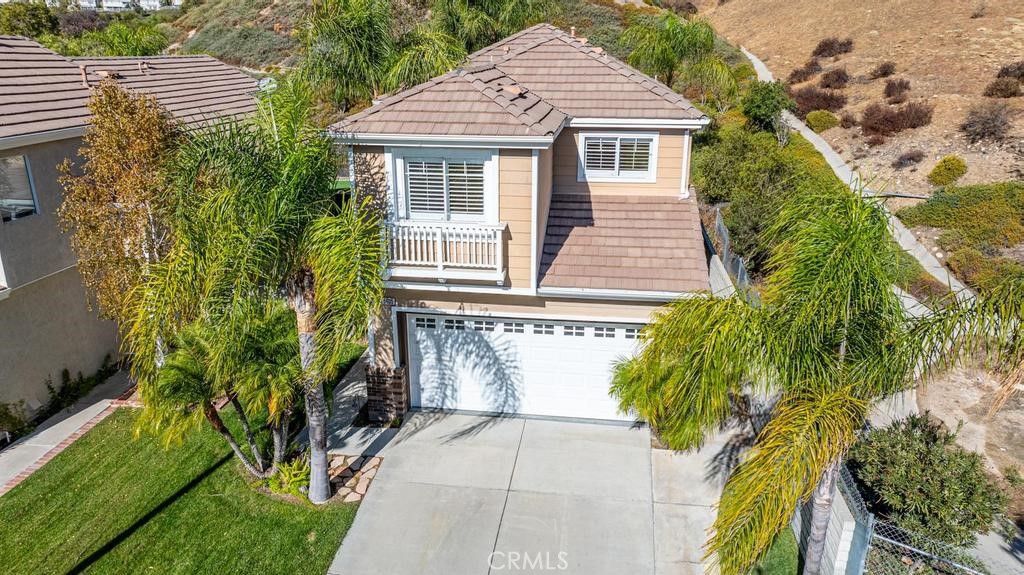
[861,101,934,136]
[812,37,853,58]
[892,149,925,169]
[787,58,821,84]
[819,68,849,89]
[791,86,847,117]
[997,61,1024,82]
[885,78,911,104]
[960,101,1011,143]
[983,78,1021,98]
[866,134,886,147]
[868,61,896,80]
[839,111,858,128]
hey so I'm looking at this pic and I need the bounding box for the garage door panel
[407,314,641,421]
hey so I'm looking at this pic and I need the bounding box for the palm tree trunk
[272,409,291,465]
[202,401,266,478]
[289,272,331,504]
[803,460,840,575]
[228,395,266,473]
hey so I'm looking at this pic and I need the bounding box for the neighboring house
[0,1,183,11]
[0,36,255,417]
[333,24,711,422]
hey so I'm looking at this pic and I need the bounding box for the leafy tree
[849,414,1007,546]
[612,186,1024,575]
[59,80,179,324]
[0,1,56,37]
[125,76,386,504]
[431,0,549,52]
[298,0,465,109]
[620,12,713,86]
[742,80,795,132]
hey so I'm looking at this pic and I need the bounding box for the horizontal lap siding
[552,127,684,197]
[499,149,534,289]
[536,147,553,285]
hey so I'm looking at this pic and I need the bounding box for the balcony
[386,221,508,284]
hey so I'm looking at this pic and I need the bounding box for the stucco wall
[0,267,118,410]
[0,138,81,288]
[552,127,687,197]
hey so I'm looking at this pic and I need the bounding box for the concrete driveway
[328,412,728,575]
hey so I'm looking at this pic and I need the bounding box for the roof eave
[0,125,86,151]
[330,130,558,150]
[567,117,711,130]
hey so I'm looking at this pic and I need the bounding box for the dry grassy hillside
[697,0,1024,196]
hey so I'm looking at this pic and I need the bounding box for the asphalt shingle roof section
[539,194,709,293]
[333,65,567,138]
[0,36,92,140]
[332,23,706,138]
[71,55,258,127]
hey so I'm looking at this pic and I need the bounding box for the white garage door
[406,313,643,421]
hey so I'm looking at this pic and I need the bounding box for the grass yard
[753,528,799,575]
[0,409,357,574]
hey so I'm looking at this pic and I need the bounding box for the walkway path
[0,371,135,496]
[739,47,972,300]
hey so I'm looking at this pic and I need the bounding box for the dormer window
[577,132,658,183]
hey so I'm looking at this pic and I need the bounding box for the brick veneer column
[365,365,408,424]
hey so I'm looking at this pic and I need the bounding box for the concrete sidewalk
[0,371,133,492]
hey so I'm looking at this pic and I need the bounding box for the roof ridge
[464,23,558,63]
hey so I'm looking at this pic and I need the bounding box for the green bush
[0,1,56,37]
[692,125,844,272]
[805,110,839,133]
[267,458,311,499]
[849,413,1007,546]
[897,182,1024,251]
[741,81,795,131]
[947,248,1024,292]
[927,155,968,186]
[184,24,297,68]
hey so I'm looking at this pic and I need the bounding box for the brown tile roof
[333,23,706,138]
[539,194,709,293]
[0,35,91,140]
[333,64,567,138]
[483,25,704,121]
[72,55,258,127]
[0,35,257,142]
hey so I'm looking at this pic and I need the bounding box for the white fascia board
[393,305,650,326]
[384,280,536,296]
[568,117,711,130]
[537,286,704,302]
[0,126,86,151]
[332,133,554,149]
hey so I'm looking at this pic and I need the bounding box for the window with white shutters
[579,134,656,182]
[405,156,485,220]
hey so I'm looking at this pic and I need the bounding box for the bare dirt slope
[697,0,1024,196]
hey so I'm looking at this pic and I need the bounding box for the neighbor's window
[579,133,657,182]
[406,157,485,220]
[0,155,37,222]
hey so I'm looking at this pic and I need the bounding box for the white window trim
[389,147,499,224]
[576,131,659,184]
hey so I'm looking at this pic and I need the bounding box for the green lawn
[0,409,357,574]
[753,528,799,575]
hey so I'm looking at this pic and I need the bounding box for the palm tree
[431,0,549,52]
[142,319,271,478]
[612,186,1023,575]
[298,0,466,109]
[620,13,714,86]
[125,76,386,504]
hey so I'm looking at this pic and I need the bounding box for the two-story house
[333,24,711,422]
[0,36,256,417]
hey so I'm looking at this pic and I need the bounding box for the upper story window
[0,154,37,222]
[577,132,659,183]
[394,148,498,223]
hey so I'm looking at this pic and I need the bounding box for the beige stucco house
[332,24,712,421]
[0,36,256,417]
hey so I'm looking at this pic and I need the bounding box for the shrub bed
[819,67,849,89]
[786,58,821,84]
[983,77,1021,98]
[868,61,896,79]
[811,37,853,58]
[884,78,911,103]
[805,110,839,132]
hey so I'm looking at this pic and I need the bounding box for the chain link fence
[714,208,752,289]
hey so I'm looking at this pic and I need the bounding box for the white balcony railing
[387,221,507,284]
